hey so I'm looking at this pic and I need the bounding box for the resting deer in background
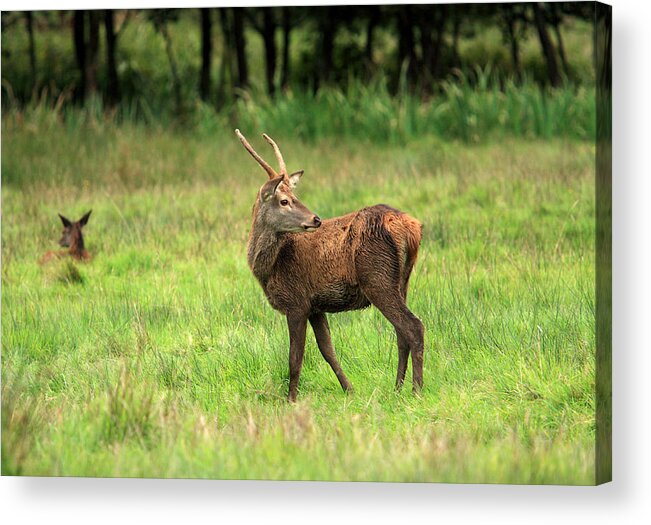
[236,130,424,402]
[40,211,92,264]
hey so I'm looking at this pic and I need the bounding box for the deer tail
[381,211,422,297]
[402,214,422,265]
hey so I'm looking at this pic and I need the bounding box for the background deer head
[58,210,92,250]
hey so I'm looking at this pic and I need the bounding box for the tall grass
[234,71,595,144]
[3,71,595,147]
[2,111,596,482]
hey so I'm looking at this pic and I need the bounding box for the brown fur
[252,205,421,314]
[238,130,424,401]
[40,211,92,264]
[248,195,424,401]
[40,247,91,264]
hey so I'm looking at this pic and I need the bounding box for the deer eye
[280,199,289,206]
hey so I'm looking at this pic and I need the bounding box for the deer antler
[263,133,288,178]
[235,129,279,179]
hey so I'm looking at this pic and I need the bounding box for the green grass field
[1,111,596,483]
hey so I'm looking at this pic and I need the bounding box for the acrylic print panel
[1,2,611,484]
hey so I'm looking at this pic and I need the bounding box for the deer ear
[271,176,286,196]
[58,214,72,227]
[287,170,304,189]
[79,210,92,226]
[261,177,285,202]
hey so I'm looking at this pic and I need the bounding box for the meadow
[1,104,596,483]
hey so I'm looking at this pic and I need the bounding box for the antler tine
[235,129,279,179]
[262,133,288,178]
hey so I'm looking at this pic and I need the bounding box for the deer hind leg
[286,313,308,402]
[309,313,352,393]
[395,279,414,390]
[360,284,424,393]
[395,332,410,390]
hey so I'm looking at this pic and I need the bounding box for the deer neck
[68,233,85,260]
[247,217,288,285]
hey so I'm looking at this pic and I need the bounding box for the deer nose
[313,216,321,227]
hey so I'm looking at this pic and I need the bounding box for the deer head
[58,210,91,250]
[235,129,321,233]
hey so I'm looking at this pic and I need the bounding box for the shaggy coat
[237,130,424,401]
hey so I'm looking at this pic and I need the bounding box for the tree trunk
[104,10,120,106]
[397,7,417,89]
[24,12,37,94]
[86,10,100,97]
[217,9,232,106]
[232,8,248,91]
[532,3,561,87]
[73,10,86,103]
[420,8,446,92]
[316,9,336,91]
[160,23,182,114]
[262,9,277,96]
[200,8,212,101]
[281,7,291,91]
[504,7,522,83]
[431,12,446,80]
[419,19,433,85]
[365,7,379,74]
[553,22,569,77]
[451,13,461,71]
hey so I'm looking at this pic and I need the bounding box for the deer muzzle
[301,215,321,232]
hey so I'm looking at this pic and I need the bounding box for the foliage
[1,7,596,116]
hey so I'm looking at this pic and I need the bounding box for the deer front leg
[287,313,307,402]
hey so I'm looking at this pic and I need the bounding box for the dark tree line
[71,9,122,105]
[3,3,597,110]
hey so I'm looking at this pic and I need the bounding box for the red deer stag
[40,211,92,264]
[236,130,424,402]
